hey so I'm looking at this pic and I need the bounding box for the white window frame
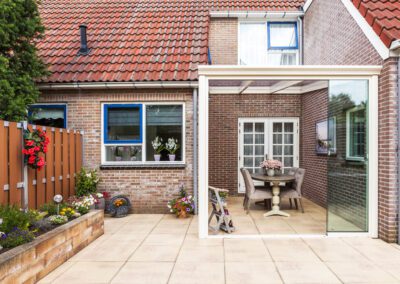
[237,19,300,66]
[101,102,186,166]
[346,105,366,161]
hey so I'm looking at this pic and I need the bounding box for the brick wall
[300,88,328,208]
[303,0,382,65]
[209,94,302,193]
[208,18,238,65]
[39,89,194,214]
[378,58,399,242]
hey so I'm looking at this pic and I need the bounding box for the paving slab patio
[39,214,400,284]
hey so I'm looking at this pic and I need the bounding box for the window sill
[100,163,186,169]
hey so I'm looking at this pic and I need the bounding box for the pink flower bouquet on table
[260,159,282,170]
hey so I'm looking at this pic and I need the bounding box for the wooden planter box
[0,210,104,284]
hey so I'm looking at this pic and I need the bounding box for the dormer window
[239,21,299,66]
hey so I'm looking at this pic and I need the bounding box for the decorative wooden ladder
[208,186,235,234]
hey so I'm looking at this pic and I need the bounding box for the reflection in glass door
[238,118,299,193]
[327,80,368,232]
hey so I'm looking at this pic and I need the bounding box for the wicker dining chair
[280,168,306,213]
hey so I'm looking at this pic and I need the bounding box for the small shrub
[31,218,54,233]
[0,205,31,233]
[48,215,68,225]
[76,168,100,197]
[0,227,35,248]
[39,202,67,216]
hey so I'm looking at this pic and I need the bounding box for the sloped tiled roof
[37,0,305,83]
[352,0,400,48]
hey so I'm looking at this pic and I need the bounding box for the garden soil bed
[0,210,104,284]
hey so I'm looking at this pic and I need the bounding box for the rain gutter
[38,81,199,90]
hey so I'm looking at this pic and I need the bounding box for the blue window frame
[103,104,142,144]
[28,104,67,128]
[267,22,298,50]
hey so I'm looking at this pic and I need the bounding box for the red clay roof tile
[352,0,400,48]
[37,0,304,83]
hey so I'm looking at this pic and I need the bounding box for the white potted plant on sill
[114,146,122,161]
[151,136,164,161]
[165,138,180,162]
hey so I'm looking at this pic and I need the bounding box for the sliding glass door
[327,80,369,232]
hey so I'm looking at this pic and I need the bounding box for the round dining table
[251,173,295,217]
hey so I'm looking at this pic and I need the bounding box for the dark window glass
[28,106,66,128]
[106,106,140,142]
[146,105,183,161]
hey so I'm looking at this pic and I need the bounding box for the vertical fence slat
[36,149,46,208]
[0,121,8,205]
[75,132,82,173]
[27,125,36,209]
[54,129,62,196]
[8,122,22,206]
[45,129,54,203]
[69,131,76,196]
[62,130,69,200]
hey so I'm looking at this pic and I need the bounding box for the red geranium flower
[22,149,29,155]
[37,157,45,167]
[26,140,34,146]
[27,148,35,155]
[28,155,36,164]
[43,146,48,153]
[33,146,40,152]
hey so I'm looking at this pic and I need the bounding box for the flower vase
[169,154,176,161]
[154,154,161,161]
[267,169,275,177]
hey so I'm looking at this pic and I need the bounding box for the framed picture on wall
[316,117,336,155]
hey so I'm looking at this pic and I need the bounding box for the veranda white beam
[300,81,329,93]
[238,80,253,94]
[269,80,302,94]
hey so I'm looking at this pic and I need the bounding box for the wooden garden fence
[0,120,83,209]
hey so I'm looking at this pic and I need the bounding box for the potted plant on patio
[109,195,131,218]
[167,186,194,218]
[260,159,282,177]
[151,136,164,161]
[165,138,180,162]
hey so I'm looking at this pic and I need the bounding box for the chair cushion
[280,189,300,198]
[251,189,273,200]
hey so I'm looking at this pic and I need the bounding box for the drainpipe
[298,16,304,65]
[193,88,198,214]
[397,57,400,244]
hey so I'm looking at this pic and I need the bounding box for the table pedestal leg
[264,182,290,217]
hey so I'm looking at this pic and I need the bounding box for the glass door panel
[327,80,368,232]
[272,122,296,172]
[239,121,266,192]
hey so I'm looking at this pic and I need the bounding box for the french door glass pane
[242,122,265,175]
[272,122,295,171]
[327,80,368,232]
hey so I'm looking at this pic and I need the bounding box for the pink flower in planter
[260,159,282,170]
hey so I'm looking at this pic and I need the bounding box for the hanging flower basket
[109,195,131,218]
[22,128,49,171]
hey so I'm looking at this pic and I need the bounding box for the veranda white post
[368,75,379,238]
[198,75,209,238]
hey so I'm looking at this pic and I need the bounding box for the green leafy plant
[76,168,100,197]
[47,215,68,225]
[0,227,34,248]
[0,205,31,233]
[39,202,67,216]
[0,0,48,121]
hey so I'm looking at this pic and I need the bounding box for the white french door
[238,118,299,193]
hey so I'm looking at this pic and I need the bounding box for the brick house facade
[35,0,399,242]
